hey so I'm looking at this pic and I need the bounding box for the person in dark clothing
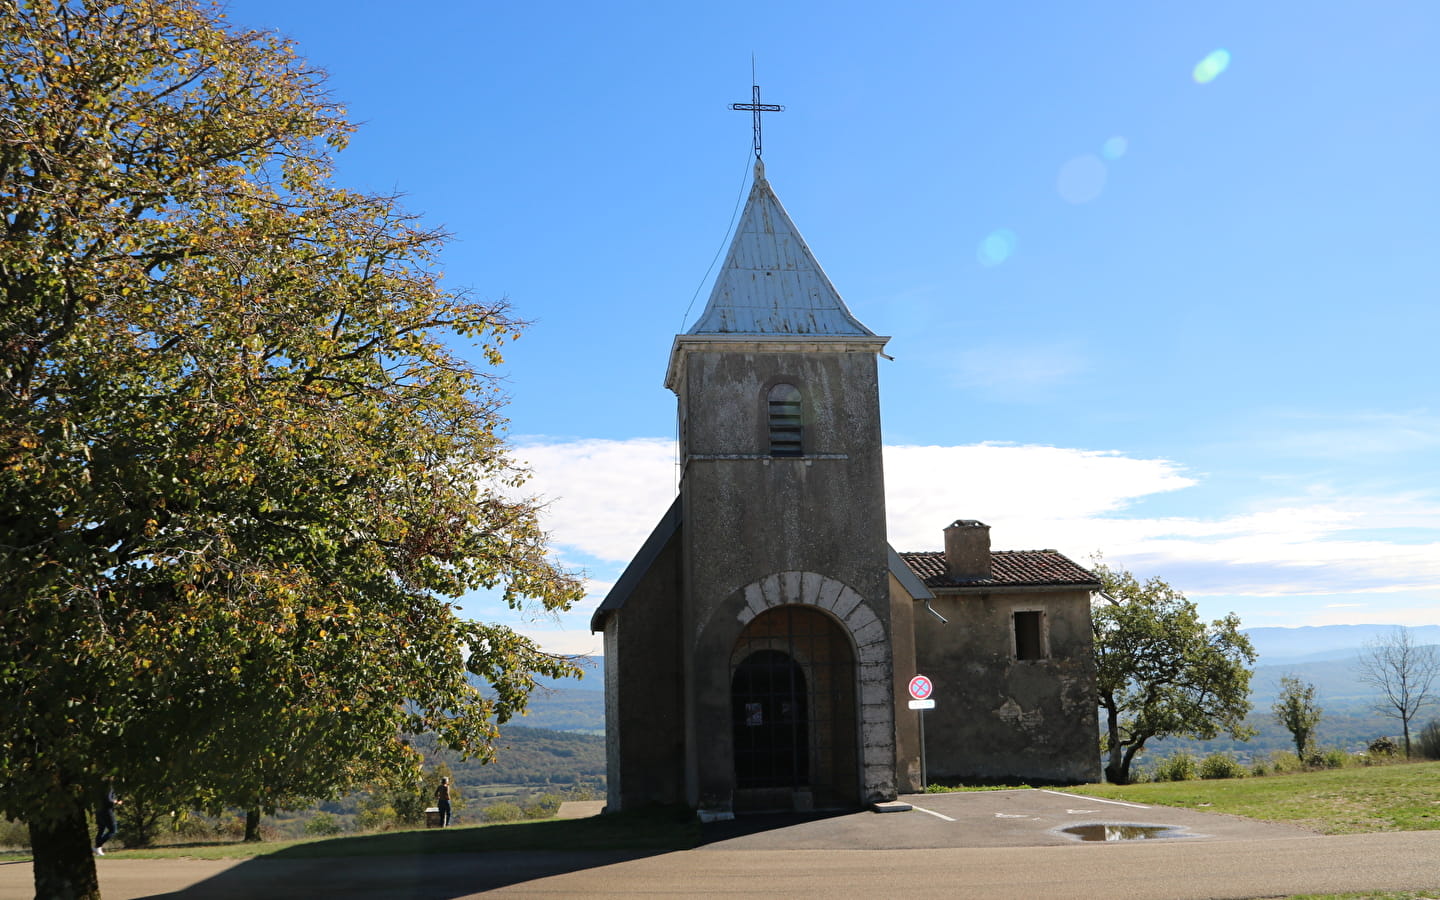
[94,785,121,856]
[434,777,451,827]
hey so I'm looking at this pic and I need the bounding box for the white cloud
[582,578,616,599]
[455,576,615,657]
[507,437,1440,635]
[1233,591,1440,629]
[882,443,1194,551]
[516,625,604,657]
[513,437,677,564]
[1300,604,1440,628]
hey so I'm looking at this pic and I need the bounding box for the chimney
[943,520,991,580]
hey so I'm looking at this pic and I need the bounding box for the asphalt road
[3,790,1437,899]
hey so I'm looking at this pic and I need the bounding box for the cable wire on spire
[680,151,754,332]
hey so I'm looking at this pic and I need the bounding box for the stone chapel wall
[914,588,1100,784]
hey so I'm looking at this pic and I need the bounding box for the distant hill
[500,627,1440,758]
[1243,624,1440,665]
[508,688,604,733]
[533,655,604,692]
[1145,625,1440,766]
[433,725,605,788]
[462,657,605,733]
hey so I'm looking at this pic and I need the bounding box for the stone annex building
[590,159,1102,820]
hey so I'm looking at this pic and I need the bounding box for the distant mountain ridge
[508,627,1440,738]
[544,627,1440,680]
[1243,624,1440,665]
[1145,623,1440,762]
[532,655,604,692]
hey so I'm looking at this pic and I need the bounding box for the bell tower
[595,93,1102,814]
[664,158,897,815]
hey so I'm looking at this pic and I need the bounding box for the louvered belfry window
[768,384,803,457]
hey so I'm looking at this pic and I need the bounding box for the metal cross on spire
[731,82,784,159]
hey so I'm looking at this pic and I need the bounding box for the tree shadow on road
[131,807,698,899]
[698,809,852,846]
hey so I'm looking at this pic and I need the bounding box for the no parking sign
[908,674,935,789]
[908,674,935,709]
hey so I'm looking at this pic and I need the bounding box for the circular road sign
[908,675,933,701]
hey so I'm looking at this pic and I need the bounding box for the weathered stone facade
[592,161,1099,819]
[895,523,1102,787]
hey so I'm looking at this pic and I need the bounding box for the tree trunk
[123,798,160,848]
[244,808,262,842]
[1119,743,1143,784]
[1103,756,1126,785]
[28,799,100,900]
[1102,704,1127,784]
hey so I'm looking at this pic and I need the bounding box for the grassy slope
[0,806,698,862]
[1057,760,1440,834]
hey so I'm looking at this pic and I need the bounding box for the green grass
[1055,760,1440,834]
[50,805,700,861]
[924,782,1035,792]
[1283,893,1440,900]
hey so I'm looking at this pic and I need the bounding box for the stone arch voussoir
[732,571,885,666]
[710,570,897,806]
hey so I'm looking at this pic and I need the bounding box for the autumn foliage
[1,2,582,896]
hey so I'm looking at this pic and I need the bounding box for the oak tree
[0,2,583,896]
[1092,563,1256,784]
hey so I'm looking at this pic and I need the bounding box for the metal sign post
[919,707,927,789]
[907,675,935,790]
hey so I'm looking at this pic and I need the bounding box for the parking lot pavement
[698,788,1319,851]
[2,796,1432,900]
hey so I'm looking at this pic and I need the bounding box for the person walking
[434,777,452,827]
[94,784,121,856]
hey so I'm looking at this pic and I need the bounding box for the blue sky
[225,0,1439,654]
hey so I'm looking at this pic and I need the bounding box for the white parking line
[911,804,957,822]
[1039,789,1148,809]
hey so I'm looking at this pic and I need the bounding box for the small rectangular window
[1014,610,1046,661]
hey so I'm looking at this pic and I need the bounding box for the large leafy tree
[0,2,582,897]
[1092,563,1255,784]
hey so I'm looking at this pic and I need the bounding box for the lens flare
[1101,136,1128,160]
[977,229,1017,267]
[1193,48,1231,84]
[1057,154,1107,204]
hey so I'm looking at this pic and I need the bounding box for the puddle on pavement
[1059,823,1189,842]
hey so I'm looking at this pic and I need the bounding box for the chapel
[590,156,1101,820]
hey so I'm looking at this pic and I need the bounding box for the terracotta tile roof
[900,550,1099,590]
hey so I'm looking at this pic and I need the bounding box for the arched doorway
[732,649,809,787]
[730,605,858,811]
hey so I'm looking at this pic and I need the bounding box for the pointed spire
[687,162,875,337]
